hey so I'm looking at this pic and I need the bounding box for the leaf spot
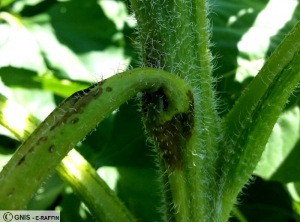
[106,87,113,92]
[49,145,54,153]
[70,118,79,124]
[17,156,25,166]
[93,87,103,98]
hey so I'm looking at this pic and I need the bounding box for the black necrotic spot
[70,118,79,124]
[106,86,113,92]
[93,87,103,98]
[17,156,25,165]
[49,145,54,153]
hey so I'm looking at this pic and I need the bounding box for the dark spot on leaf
[74,84,96,98]
[70,118,79,124]
[60,93,82,107]
[49,145,54,153]
[93,87,103,98]
[51,82,105,131]
[96,79,106,86]
[36,136,47,146]
[106,87,113,92]
[50,111,72,131]
[29,147,34,153]
[17,156,25,165]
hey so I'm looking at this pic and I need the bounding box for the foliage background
[0,0,300,221]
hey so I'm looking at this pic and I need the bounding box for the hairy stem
[0,68,192,210]
[130,0,219,220]
[219,21,300,221]
[0,93,136,222]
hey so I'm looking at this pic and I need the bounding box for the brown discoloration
[50,81,105,131]
[141,91,151,115]
[50,111,72,131]
[49,101,83,131]
[70,118,79,124]
[69,80,105,101]
[49,145,54,153]
[95,79,106,87]
[29,147,34,153]
[141,89,195,170]
[106,86,113,92]
[58,94,81,109]
[141,88,168,115]
[93,87,103,98]
[151,117,184,168]
[17,156,25,166]
[36,136,47,146]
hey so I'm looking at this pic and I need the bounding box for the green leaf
[59,191,93,222]
[27,172,65,210]
[254,107,300,183]
[211,0,269,76]
[231,177,297,222]
[211,0,300,114]
[116,167,163,222]
[0,12,46,72]
[1,0,16,8]
[0,66,90,98]
[48,0,117,53]
[1,1,131,81]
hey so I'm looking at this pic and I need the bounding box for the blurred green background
[1,0,300,221]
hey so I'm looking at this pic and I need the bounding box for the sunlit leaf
[254,107,300,183]
[0,66,90,97]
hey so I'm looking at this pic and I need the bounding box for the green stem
[219,21,300,221]
[0,93,136,222]
[129,0,219,220]
[0,68,192,210]
[58,150,136,222]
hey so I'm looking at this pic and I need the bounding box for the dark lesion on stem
[49,80,106,131]
[141,89,194,170]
